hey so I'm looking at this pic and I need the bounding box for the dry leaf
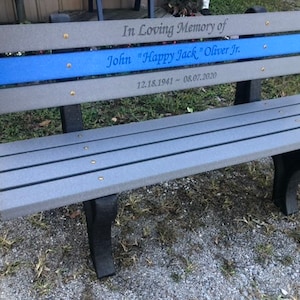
[68,209,82,219]
[39,119,51,127]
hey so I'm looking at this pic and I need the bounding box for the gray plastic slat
[2,113,300,190]
[1,12,300,53]
[1,127,300,220]
[1,56,300,114]
[1,97,300,171]
[2,95,299,156]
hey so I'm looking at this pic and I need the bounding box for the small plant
[256,243,274,265]
[156,220,177,245]
[279,255,293,266]
[35,249,52,279]
[165,0,201,17]
[221,258,236,277]
[28,213,49,230]
[0,261,21,277]
[0,232,16,251]
[171,272,183,282]
[287,227,300,245]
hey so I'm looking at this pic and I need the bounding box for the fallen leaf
[39,120,51,127]
[68,209,81,219]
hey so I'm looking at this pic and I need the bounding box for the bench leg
[272,151,300,215]
[234,79,261,104]
[83,195,118,278]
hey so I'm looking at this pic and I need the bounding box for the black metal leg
[88,0,93,12]
[134,0,141,11]
[134,0,154,17]
[272,151,300,215]
[234,79,262,105]
[60,105,84,133]
[15,0,26,23]
[83,195,118,278]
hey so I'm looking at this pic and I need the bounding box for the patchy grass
[256,243,274,265]
[221,258,237,278]
[211,0,293,14]
[0,261,22,277]
[0,231,16,251]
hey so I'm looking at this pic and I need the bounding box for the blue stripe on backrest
[1,34,300,85]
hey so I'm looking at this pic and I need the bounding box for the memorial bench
[1,7,300,278]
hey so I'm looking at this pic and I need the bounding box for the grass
[221,258,237,277]
[210,0,293,14]
[256,243,274,264]
[0,231,16,250]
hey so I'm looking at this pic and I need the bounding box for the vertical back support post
[96,0,104,21]
[134,0,155,18]
[134,0,141,11]
[88,0,93,12]
[49,13,84,133]
[234,6,266,104]
[148,0,155,18]
[15,0,26,23]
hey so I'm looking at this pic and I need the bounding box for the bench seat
[1,95,300,220]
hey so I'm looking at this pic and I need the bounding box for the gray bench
[1,7,300,278]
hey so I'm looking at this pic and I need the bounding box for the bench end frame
[272,151,300,215]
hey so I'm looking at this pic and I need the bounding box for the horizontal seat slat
[1,116,299,190]
[1,56,300,114]
[1,95,298,157]
[1,126,300,220]
[2,99,300,190]
[1,96,300,171]
[1,12,300,53]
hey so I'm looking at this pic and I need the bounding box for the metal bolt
[70,91,76,96]
[261,67,265,72]
[63,33,69,39]
[265,20,270,26]
[98,176,104,181]
[67,63,72,68]
[91,160,96,164]
[83,146,89,150]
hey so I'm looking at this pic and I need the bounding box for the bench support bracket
[83,195,118,278]
[60,105,83,133]
[272,151,300,215]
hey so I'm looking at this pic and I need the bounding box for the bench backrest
[1,11,300,115]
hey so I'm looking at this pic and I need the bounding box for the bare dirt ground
[1,159,300,299]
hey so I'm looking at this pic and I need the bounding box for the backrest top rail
[1,11,300,53]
